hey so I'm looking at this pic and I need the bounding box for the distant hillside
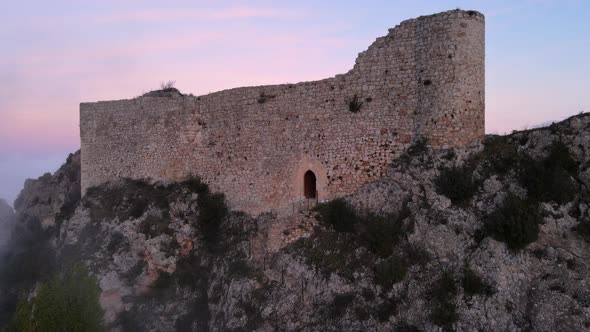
[1,113,589,331]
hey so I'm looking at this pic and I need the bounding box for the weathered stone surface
[0,199,14,248]
[4,112,590,331]
[80,9,486,215]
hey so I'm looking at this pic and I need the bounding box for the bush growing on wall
[348,94,363,113]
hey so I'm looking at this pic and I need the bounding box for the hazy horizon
[1,0,589,205]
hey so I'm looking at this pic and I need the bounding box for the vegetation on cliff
[1,113,589,331]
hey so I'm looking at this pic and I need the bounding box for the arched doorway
[304,170,317,199]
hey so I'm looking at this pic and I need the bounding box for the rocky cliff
[2,113,590,331]
[0,199,14,248]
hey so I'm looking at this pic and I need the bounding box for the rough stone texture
[80,9,485,215]
[0,199,14,248]
[8,112,590,331]
[13,151,81,229]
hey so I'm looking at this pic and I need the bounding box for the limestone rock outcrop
[2,113,590,331]
[0,199,14,248]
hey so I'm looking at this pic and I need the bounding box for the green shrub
[313,199,358,232]
[406,137,428,156]
[431,301,457,331]
[331,293,355,318]
[83,178,227,246]
[462,265,494,296]
[376,298,398,322]
[106,231,127,255]
[480,135,519,175]
[429,271,458,330]
[359,213,404,258]
[291,232,366,281]
[198,191,227,245]
[348,94,363,113]
[395,321,421,332]
[484,194,541,250]
[56,185,81,225]
[434,165,480,206]
[83,179,147,222]
[139,214,172,239]
[403,243,431,267]
[519,141,578,204]
[519,157,577,204]
[12,264,104,332]
[573,219,590,242]
[545,141,577,173]
[153,271,174,290]
[374,255,408,288]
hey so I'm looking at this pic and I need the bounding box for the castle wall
[80,9,485,215]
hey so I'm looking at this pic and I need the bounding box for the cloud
[93,6,304,24]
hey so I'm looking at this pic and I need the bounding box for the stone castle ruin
[80,9,485,215]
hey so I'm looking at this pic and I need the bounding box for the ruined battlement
[80,9,485,215]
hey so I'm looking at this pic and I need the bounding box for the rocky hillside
[2,113,590,331]
[0,199,14,248]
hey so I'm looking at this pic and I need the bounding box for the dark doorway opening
[304,170,317,199]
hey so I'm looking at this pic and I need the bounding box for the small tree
[12,264,104,332]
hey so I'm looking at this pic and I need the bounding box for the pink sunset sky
[0,0,589,204]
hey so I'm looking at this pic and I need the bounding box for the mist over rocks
[1,112,590,331]
[0,199,15,248]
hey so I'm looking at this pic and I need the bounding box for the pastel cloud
[0,21,355,154]
[1,0,588,204]
[92,6,304,24]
